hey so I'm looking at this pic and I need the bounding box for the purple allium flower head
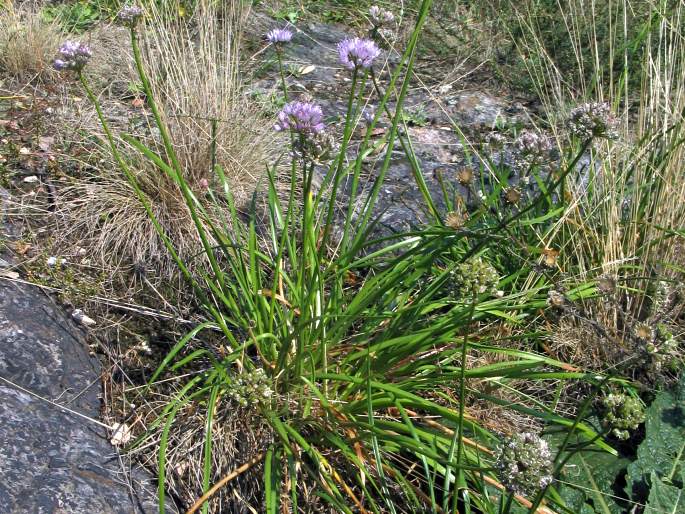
[53,41,92,72]
[363,106,376,124]
[338,37,381,70]
[117,5,144,27]
[274,101,325,135]
[266,28,293,45]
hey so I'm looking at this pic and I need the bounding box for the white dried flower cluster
[495,432,554,495]
[226,367,273,408]
[567,102,618,140]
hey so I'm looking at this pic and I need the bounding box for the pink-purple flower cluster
[274,101,325,135]
[117,5,144,27]
[266,28,293,45]
[53,41,92,72]
[568,101,618,140]
[514,130,552,167]
[338,37,381,70]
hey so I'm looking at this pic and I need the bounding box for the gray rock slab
[0,274,165,513]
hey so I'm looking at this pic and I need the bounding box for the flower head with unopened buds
[274,101,325,136]
[117,5,144,27]
[450,257,499,298]
[369,5,395,27]
[495,432,553,495]
[514,130,551,167]
[601,393,644,440]
[568,102,618,140]
[266,28,293,47]
[485,131,507,149]
[53,41,92,73]
[226,368,273,408]
[338,37,381,70]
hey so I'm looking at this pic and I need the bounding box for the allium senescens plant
[65,2,634,513]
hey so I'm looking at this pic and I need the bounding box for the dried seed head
[457,167,474,186]
[597,274,617,294]
[635,322,655,342]
[547,290,565,308]
[504,187,522,204]
[445,211,467,230]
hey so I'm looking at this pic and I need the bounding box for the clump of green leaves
[626,374,685,508]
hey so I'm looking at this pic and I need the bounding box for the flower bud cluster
[567,102,618,140]
[53,41,92,73]
[369,5,395,27]
[226,368,274,408]
[601,393,644,440]
[514,130,552,168]
[643,327,680,373]
[450,257,499,298]
[495,432,553,495]
[117,5,144,28]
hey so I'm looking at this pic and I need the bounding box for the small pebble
[72,309,96,327]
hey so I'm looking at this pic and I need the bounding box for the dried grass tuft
[52,0,273,290]
[130,393,274,513]
[0,5,62,83]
